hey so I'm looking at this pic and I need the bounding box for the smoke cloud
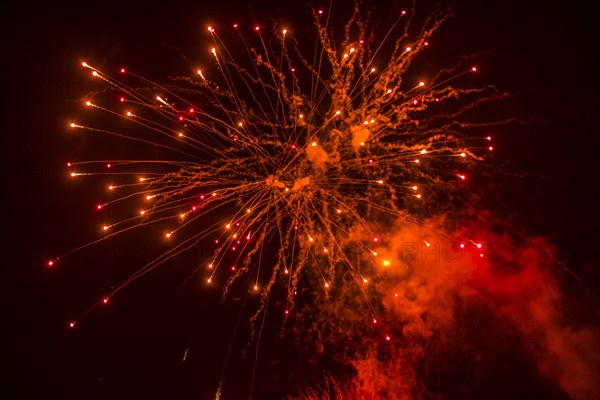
[288,215,599,399]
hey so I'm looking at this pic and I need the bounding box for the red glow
[120,68,126,73]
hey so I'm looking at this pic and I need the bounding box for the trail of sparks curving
[54,4,500,328]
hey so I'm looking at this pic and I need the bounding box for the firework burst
[55,2,501,330]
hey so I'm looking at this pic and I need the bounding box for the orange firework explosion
[53,3,503,334]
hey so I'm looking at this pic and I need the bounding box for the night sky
[4,0,599,399]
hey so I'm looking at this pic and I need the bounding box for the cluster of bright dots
[54,8,498,340]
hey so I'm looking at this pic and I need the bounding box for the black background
[4,0,599,399]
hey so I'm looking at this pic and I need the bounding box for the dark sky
[4,1,599,399]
